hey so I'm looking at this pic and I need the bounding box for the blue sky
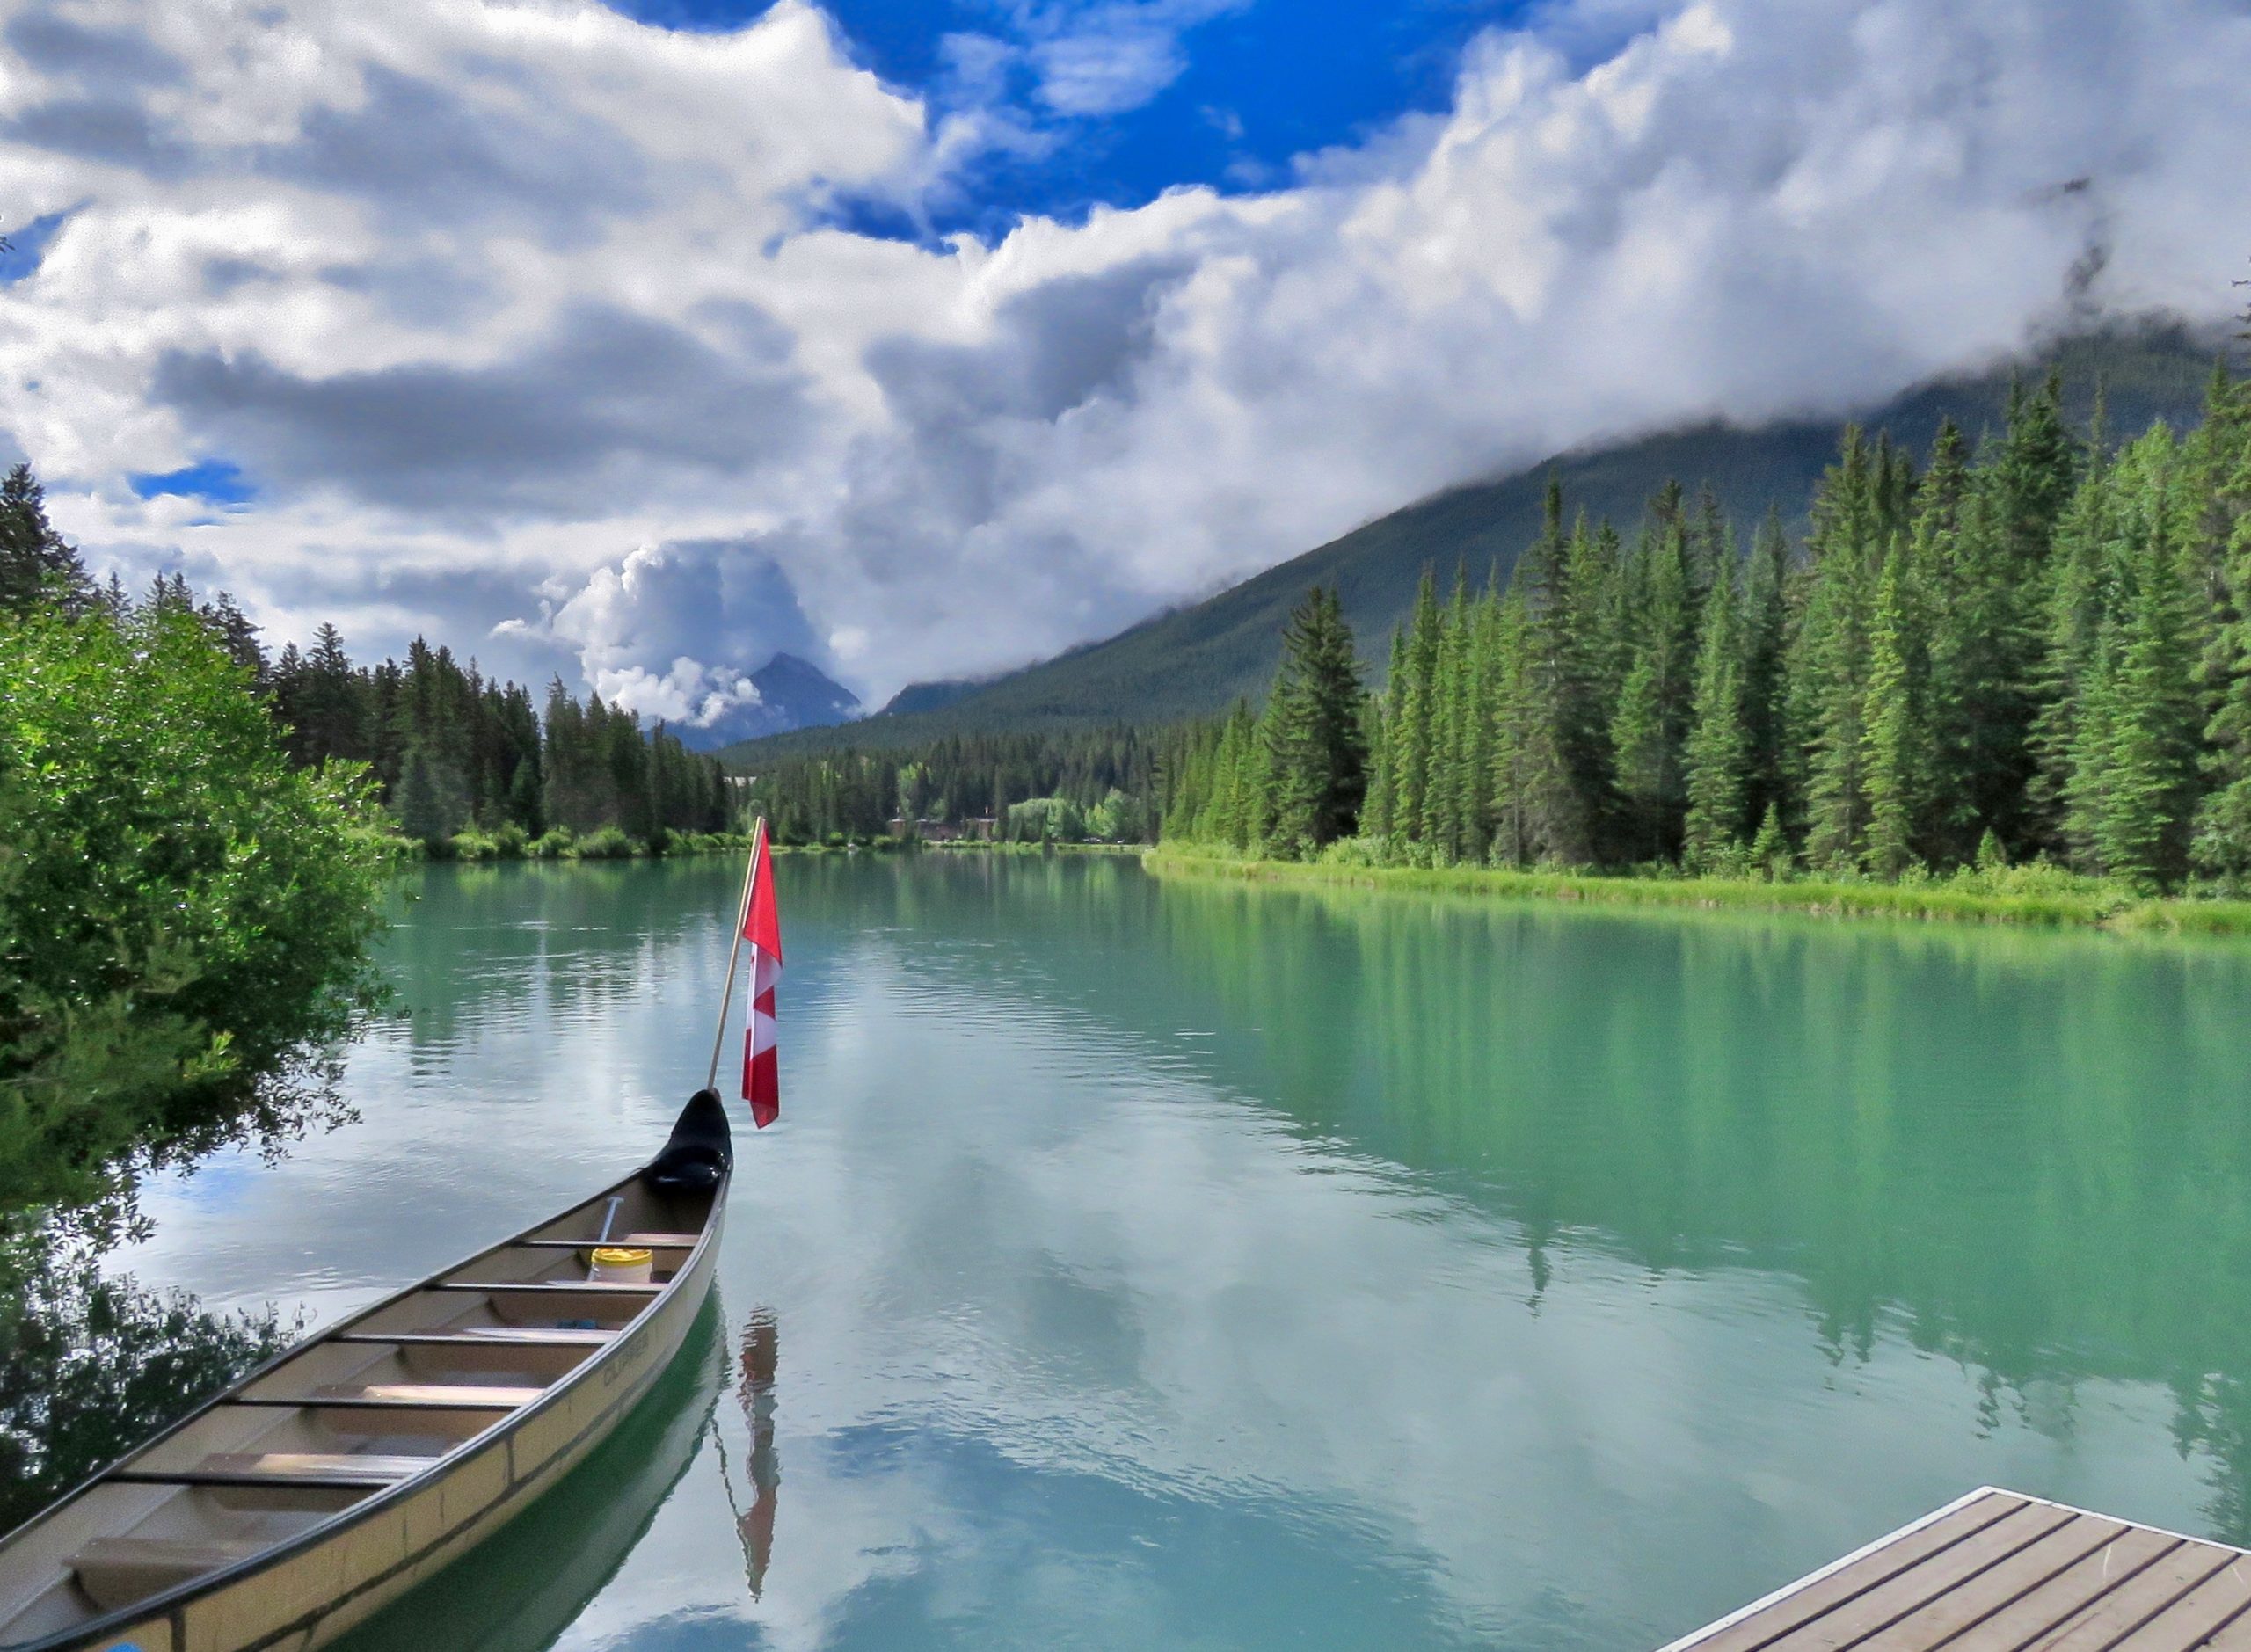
[605,0,1533,237]
[4,0,2233,712]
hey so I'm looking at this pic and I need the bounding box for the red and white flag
[740,831,783,1128]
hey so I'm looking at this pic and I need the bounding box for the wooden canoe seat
[311,1382,545,1408]
[454,1326,615,1344]
[69,1535,265,1612]
[622,1232,700,1247]
[333,1328,614,1347]
[434,1281,661,1295]
[196,1452,432,1485]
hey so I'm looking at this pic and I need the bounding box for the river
[103,853,2251,1650]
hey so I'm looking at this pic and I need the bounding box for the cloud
[535,538,823,726]
[1009,0,1249,118]
[150,302,811,518]
[2,0,2247,708]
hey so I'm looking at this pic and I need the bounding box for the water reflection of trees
[0,1054,350,1529]
[802,855,2251,1543]
[0,1249,293,1529]
[1164,880,2251,1539]
[378,860,752,1059]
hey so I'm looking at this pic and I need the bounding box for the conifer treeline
[0,461,732,850]
[267,627,732,848]
[1165,367,2251,891]
[741,728,1165,844]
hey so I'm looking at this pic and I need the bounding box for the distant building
[888,816,999,842]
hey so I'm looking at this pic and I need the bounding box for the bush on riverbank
[1147,846,2251,934]
[0,603,389,1213]
[389,825,773,862]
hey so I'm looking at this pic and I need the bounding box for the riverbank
[1143,849,2251,935]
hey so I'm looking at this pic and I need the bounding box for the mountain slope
[677,652,860,751]
[725,320,2224,763]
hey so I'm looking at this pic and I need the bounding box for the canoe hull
[41,1198,724,1652]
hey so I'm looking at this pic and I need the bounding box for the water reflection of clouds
[102,862,2241,1651]
[563,957,2210,1650]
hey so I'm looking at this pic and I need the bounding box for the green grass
[1143,849,2251,936]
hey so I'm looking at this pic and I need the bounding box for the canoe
[0,1090,734,1652]
[337,1297,724,1652]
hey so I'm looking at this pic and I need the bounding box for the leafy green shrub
[440,830,488,862]
[0,605,387,1212]
[567,826,638,860]
[528,826,575,859]
[489,822,528,859]
[1316,835,1386,868]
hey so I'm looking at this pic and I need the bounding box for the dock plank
[1683,1493,2035,1652]
[1851,1517,2137,1650]
[1769,1506,2087,1651]
[1668,1492,2251,1652]
[2125,1560,2251,1649]
[1934,1525,2180,1649]
[2016,1542,2238,1651]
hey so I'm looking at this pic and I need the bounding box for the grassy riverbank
[1144,849,2251,935]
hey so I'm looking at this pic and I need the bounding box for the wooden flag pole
[706,816,768,1094]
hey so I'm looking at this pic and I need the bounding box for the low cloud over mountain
[2,0,2246,720]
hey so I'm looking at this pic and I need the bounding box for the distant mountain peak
[675,652,859,751]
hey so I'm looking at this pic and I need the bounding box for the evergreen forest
[739,727,1165,846]
[266,625,735,856]
[1162,366,2251,892]
[2,462,737,858]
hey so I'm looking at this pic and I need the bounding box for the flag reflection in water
[718,1307,780,1599]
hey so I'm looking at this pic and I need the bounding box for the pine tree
[1750,802,1792,880]
[1457,579,1504,864]
[1361,626,1408,841]
[2193,365,2251,877]
[1682,548,1751,870]
[0,462,90,615]
[1860,541,1929,878]
[1394,570,1443,854]
[1798,428,1886,870]
[1424,573,1473,861]
[1608,499,1694,862]
[1931,375,2080,856]
[1487,586,1534,868]
[1512,484,1596,864]
[1741,506,1794,835]
[1262,587,1368,857]
[2087,439,2203,887]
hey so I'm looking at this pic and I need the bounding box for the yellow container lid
[590,1247,652,1267]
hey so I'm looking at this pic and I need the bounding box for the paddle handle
[705,818,768,1094]
[595,1196,623,1245]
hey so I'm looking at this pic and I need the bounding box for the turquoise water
[108,854,2251,1649]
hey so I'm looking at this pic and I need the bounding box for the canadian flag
[740,830,783,1128]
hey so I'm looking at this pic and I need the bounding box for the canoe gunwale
[0,1163,728,1652]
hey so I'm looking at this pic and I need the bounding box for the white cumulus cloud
[0,0,2245,707]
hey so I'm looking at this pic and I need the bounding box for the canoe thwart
[68,1536,266,1613]
[228,1384,546,1410]
[432,1281,663,1294]
[332,1328,616,1347]
[318,1383,546,1408]
[515,1237,697,1251]
[110,1452,434,1490]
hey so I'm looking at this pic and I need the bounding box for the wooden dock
[1661,1488,2251,1651]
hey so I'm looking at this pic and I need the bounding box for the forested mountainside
[724,320,2222,763]
[1162,362,2251,891]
